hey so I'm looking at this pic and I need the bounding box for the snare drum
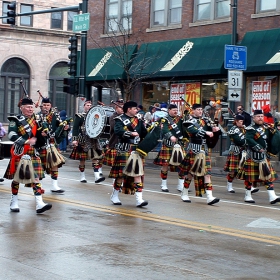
[85,105,115,139]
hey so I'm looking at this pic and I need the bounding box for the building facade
[85,0,280,121]
[0,0,80,124]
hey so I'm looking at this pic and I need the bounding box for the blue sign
[224,45,247,70]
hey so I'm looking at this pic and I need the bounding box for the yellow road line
[1,187,280,245]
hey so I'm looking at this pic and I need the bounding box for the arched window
[0,58,30,122]
[49,61,75,118]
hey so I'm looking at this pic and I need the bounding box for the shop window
[20,4,33,26]
[194,0,230,22]
[151,0,182,27]
[106,0,132,33]
[51,8,63,29]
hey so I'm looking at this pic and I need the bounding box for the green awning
[130,34,231,78]
[241,28,280,73]
[86,45,137,81]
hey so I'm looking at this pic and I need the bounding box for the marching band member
[224,114,251,193]
[70,100,105,183]
[237,109,280,204]
[4,97,52,213]
[37,97,69,193]
[178,103,220,205]
[109,101,148,207]
[103,99,124,167]
[153,104,187,192]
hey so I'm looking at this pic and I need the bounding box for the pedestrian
[178,103,220,205]
[143,105,154,127]
[109,101,148,207]
[69,100,105,183]
[237,109,280,204]
[59,110,68,152]
[153,104,187,192]
[3,97,52,213]
[37,97,70,193]
[103,99,124,167]
[224,114,259,194]
[0,122,7,141]
[236,105,251,127]
[137,104,145,120]
[262,104,274,124]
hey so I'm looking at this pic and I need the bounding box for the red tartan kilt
[178,150,212,176]
[153,144,173,166]
[4,151,44,181]
[103,148,117,166]
[69,146,88,161]
[224,153,241,172]
[236,158,277,182]
[109,144,144,179]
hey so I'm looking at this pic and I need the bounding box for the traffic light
[63,78,78,95]
[68,36,78,76]
[7,1,17,25]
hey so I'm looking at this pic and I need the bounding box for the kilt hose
[236,158,277,182]
[178,149,212,176]
[4,148,45,181]
[224,153,241,173]
[103,148,117,167]
[109,144,145,194]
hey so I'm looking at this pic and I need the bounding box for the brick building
[86,0,280,120]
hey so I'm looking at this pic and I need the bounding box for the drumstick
[98,101,106,106]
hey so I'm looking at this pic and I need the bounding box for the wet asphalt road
[0,156,280,280]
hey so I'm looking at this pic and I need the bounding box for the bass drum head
[85,106,107,138]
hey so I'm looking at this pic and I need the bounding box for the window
[151,0,182,27]
[2,2,10,24]
[20,4,33,26]
[67,11,78,31]
[51,8,63,29]
[106,0,132,33]
[194,0,230,22]
[256,0,280,13]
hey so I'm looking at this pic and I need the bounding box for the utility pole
[79,0,89,99]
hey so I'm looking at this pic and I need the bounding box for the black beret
[235,114,244,121]
[123,101,137,113]
[253,109,263,115]
[21,98,33,106]
[192,103,202,110]
[42,97,51,104]
[168,104,177,110]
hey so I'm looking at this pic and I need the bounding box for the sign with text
[224,45,247,70]
[228,70,243,89]
[170,83,186,115]
[73,13,90,32]
[186,82,201,105]
[251,81,271,113]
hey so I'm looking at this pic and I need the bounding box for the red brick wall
[88,0,280,48]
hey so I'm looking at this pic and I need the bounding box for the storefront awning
[241,28,280,73]
[130,34,231,78]
[86,45,137,81]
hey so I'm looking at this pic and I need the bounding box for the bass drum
[85,105,115,139]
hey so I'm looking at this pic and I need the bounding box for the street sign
[73,13,90,32]
[224,45,247,70]
[228,70,243,89]
[228,89,241,102]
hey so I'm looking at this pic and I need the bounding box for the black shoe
[270,197,280,204]
[137,201,148,207]
[95,177,105,183]
[80,179,87,183]
[229,190,235,193]
[51,189,65,193]
[36,203,52,214]
[251,188,259,194]
[208,198,220,205]
[10,208,20,212]
[161,188,169,192]
[0,178,4,182]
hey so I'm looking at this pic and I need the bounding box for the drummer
[69,100,105,184]
[103,99,124,168]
